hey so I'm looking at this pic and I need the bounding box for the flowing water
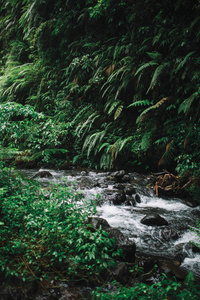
[20,168,200,279]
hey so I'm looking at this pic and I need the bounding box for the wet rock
[160,228,179,241]
[112,170,125,182]
[59,288,83,300]
[81,171,87,176]
[125,187,136,195]
[160,261,188,279]
[121,175,131,183]
[141,214,169,226]
[79,176,98,189]
[88,217,111,230]
[114,183,125,190]
[110,192,126,205]
[106,228,136,262]
[125,195,136,206]
[192,244,200,253]
[110,262,129,283]
[135,194,141,203]
[33,171,53,178]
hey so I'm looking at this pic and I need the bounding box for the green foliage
[0,0,200,174]
[0,167,122,282]
[0,102,71,166]
[92,274,200,299]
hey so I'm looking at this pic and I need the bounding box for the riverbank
[0,166,200,299]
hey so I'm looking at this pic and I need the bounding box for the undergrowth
[0,165,121,284]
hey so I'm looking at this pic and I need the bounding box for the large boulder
[141,214,168,226]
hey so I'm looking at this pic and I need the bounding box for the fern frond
[140,132,152,151]
[135,61,158,76]
[158,139,175,166]
[105,100,120,115]
[154,137,168,146]
[106,64,115,75]
[147,62,169,93]
[75,112,100,137]
[178,93,197,115]
[146,52,162,60]
[136,106,154,124]
[175,52,195,73]
[127,100,150,108]
[114,105,123,120]
[136,97,168,124]
[154,97,168,108]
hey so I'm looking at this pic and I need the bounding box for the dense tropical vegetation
[0,0,199,175]
[0,0,200,298]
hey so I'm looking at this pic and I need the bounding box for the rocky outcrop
[140,214,169,226]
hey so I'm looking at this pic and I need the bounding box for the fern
[127,100,150,108]
[136,97,169,124]
[178,93,198,115]
[146,52,162,60]
[147,62,169,93]
[158,139,175,166]
[175,52,195,73]
[134,61,159,76]
[105,99,121,115]
[75,112,100,138]
[114,105,123,120]
[140,132,152,151]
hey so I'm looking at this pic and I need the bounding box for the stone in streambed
[112,170,125,182]
[141,214,168,226]
[33,170,53,178]
[88,217,111,230]
[135,194,141,203]
[125,187,136,195]
[109,192,126,205]
[160,227,179,241]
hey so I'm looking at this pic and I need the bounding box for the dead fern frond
[158,139,175,166]
[106,64,115,75]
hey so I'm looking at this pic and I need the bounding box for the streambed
[20,168,200,279]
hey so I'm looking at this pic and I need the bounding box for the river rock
[135,194,141,203]
[112,170,125,182]
[106,227,136,262]
[160,228,179,241]
[88,217,111,230]
[114,183,125,190]
[33,170,53,178]
[125,195,136,206]
[110,192,126,205]
[79,176,98,189]
[140,214,169,226]
[125,187,136,195]
[121,174,131,183]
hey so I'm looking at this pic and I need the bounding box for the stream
[20,168,200,280]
